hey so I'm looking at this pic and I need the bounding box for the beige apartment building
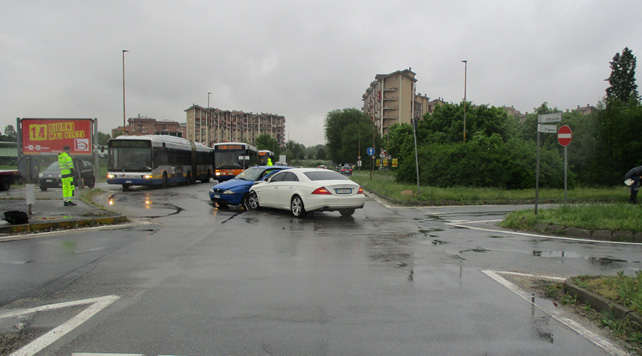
[362,68,435,136]
[185,105,285,147]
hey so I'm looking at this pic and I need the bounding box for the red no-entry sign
[558,125,572,146]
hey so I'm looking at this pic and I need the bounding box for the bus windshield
[108,141,153,172]
[215,150,248,170]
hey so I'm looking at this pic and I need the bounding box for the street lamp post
[461,60,467,142]
[207,92,212,146]
[122,50,129,135]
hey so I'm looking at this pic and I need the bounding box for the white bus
[107,135,213,190]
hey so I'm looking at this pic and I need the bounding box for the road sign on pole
[366,147,375,156]
[538,112,562,123]
[557,125,572,146]
[538,124,557,133]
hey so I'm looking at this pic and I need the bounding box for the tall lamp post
[461,60,467,142]
[122,49,129,135]
[207,92,212,146]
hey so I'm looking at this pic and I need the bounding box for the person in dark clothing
[630,172,641,204]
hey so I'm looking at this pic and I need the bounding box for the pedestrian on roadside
[58,145,76,206]
[629,172,641,204]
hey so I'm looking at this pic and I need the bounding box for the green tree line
[324,47,641,189]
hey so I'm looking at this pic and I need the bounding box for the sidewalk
[0,185,127,238]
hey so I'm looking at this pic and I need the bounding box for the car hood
[211,179,254,191]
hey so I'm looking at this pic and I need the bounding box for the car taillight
[312,187,332,195]
[357,187,364,194]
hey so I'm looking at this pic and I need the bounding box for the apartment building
[185,105,285,147]
[362,68,437,136]
[112,115,185,138]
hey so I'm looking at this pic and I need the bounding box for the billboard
[21,118,93,155]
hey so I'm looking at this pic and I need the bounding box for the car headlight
[222,190,235,195]
[209,188,214,193]
[38,173,43,178]
[107,174,115,179]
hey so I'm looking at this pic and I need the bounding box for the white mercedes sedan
[247,168,365,217]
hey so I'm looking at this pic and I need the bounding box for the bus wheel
[186,172,192,185]
[162,173,168,188]
[122,184,130,191]
[201,170,211,183]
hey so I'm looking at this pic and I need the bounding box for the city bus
[213,142,258,181]
[107,135,214,190]
[258,150,274,166]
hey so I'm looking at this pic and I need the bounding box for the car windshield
[234,167,265,181]
[304,171,349,181]
[45,162,60,171]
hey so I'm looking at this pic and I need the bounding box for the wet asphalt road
[1,182,640,355]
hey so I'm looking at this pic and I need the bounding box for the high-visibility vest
[58,152,73,177]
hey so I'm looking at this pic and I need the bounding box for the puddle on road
[532,250,634,266]
[419,228,444,238]
[459,247,489,253]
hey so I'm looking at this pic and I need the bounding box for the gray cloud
[2,0,640,146]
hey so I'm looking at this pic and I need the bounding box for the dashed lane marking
[482,270,628,356]
[1,295,120,356]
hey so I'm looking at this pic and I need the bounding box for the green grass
[351,171,624,205]
[351,171,640,234]
[500,203,642,233]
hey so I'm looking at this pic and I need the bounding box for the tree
[254,134,280,157]
[3,125,17,142]
[606,47,639,105]
[324,108,380,165]
[97,132,111,146]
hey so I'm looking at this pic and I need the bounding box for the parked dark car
[38,159,96,191]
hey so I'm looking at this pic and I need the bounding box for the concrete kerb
[0,215,128,235]
[564,280,642,332]
[0,189,129,238]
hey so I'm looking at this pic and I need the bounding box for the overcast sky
[2,0,641,147]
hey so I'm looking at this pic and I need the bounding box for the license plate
[214,194,220,198]
[335,188,352,194]
[126,180,132,183]
[46,179,54,183]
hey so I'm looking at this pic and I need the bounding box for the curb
[564,279,642,332]
[0,215,129,236]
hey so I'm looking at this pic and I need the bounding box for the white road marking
[447,220,642,246]
[0,295,120,356]
[0,221,148,242]
[482,270,628,356]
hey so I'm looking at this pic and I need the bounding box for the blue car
[209,166,291,209]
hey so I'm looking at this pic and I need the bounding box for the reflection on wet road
[1,183,638,355]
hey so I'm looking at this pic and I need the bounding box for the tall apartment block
[362,68,435,136]
[185,105,286,147]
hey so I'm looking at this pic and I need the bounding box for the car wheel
[291,195,306,218]
[40,186,47,191]
[339,208,355,217]
[242,194,251,211]
[247,192,260,210]
[87,177,96,188]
